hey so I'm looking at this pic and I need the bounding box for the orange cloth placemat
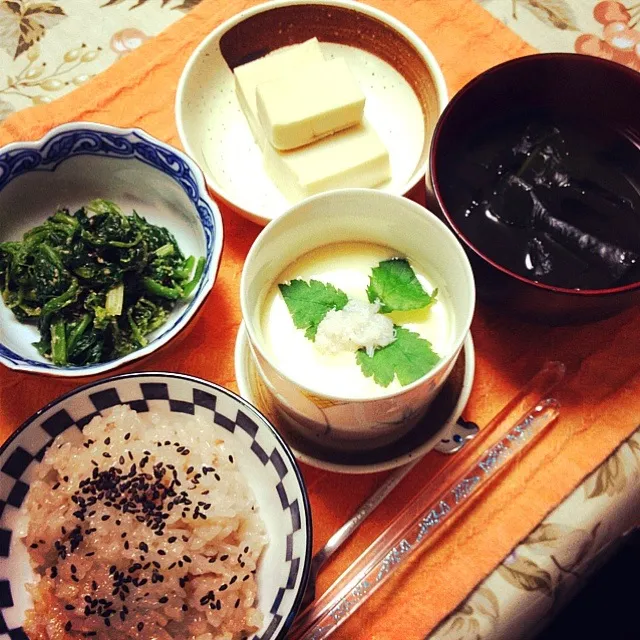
[1,1,639,638]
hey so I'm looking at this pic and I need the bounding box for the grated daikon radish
[315,299,395,357]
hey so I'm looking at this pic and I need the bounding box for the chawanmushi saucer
[234,323,477,474]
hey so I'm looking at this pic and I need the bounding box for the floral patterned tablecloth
[0,0,639,120]
[0,1,638,639]
[0,0,195,120]
[431,430,640,640]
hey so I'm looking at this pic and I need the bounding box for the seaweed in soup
[453,115,640,290]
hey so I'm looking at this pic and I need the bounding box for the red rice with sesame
[21,406,267,640]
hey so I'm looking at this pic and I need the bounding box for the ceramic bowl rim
[175,0,449,226]
[234,321,477,473]
[430,52,640,298]
[0,121,224,378]
[240,187,476,403]
[0,370,313,640]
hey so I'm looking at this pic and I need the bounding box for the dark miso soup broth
[448,113,640,290]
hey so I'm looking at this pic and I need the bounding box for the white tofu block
[255,57,366,150]
[233,38,325,147]
[264,119,391,202]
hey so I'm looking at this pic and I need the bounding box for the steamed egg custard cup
[240,189,476,452]
[175,0,448,227]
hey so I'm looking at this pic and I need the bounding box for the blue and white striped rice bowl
[0,372,312,640]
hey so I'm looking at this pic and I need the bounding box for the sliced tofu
[233,38,325,147]
[256,57,366,150]
[263,119,391,202]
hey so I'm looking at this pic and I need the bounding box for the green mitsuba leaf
[279,278,348,340]
[366,258,436,313]
[356,326,440,387]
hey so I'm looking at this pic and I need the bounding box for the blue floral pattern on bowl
[0,122,223,377]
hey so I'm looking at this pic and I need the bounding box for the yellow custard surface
[259,242,454,399]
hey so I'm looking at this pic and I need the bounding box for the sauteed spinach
[0,200,204,366]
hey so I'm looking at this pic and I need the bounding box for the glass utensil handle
[291,398,560,640]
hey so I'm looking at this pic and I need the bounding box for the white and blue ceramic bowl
[0,372,312,640]
[0,122,223,377]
